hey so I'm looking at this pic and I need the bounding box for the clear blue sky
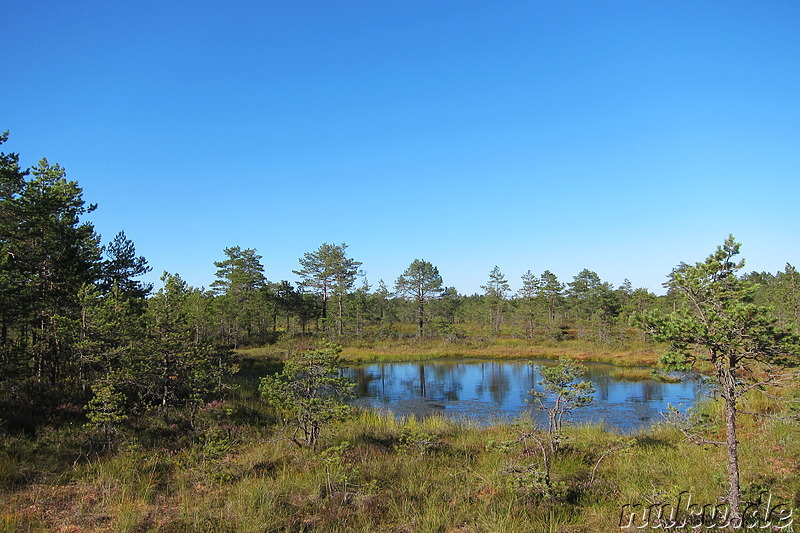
[4,1,799,295]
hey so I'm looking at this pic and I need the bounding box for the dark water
[344,359,703,432]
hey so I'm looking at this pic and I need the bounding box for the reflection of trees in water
[435,363,466,401]
[432,363,450,381]
[593,375,611,402]
[475,363,486,397]
[346,361,699,432]
[422,363,464,401]
[349,367,378,396]
[345,365,392,398]
[395,367,425,399]
[386,363,464,401]
[640,380,663,402]
[488,363,511,405]
[505,361,533,401]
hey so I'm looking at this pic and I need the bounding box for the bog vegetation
[1,133,799,531]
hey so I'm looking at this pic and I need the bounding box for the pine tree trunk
[337,294,343,336]
[417,301,424,337]
[725,393,741,519]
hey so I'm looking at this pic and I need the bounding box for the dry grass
[3,334,795,532]
[3,401,798,532]
[240,336,662,367]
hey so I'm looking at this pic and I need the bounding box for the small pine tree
[86,379,128,451]
[259,343,354,447]
[530,358,595,452]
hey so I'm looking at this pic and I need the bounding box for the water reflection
[343,359,702,433]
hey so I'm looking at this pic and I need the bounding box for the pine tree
[395,259,443,337]
[211,246,268,346]
[482,266,510,334]
[259,343,354,447]
[16,158,101,384]
[294,243,361,335]
[518,270,540,339]
[642,236,800,519]
[99,231,152,300]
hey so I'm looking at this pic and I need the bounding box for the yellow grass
[240,337,662,367]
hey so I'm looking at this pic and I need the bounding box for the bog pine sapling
[641,236,800,521]
[509,358,595,495]
[259,342,354,448]
[86,379,128,452]
[531,358,596,453]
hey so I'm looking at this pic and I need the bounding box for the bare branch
[733,371,800,399]
[660,410,725,447]
[590,439,634,484]
[737,409,800,422]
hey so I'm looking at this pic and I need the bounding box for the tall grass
[2,354,798,531]
[239,335,662,367]
[3,411,798,532]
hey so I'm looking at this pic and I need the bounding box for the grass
[2,401,798,532]
[1,336,797,532]
[239,335,663,368]
[607,367,683,383]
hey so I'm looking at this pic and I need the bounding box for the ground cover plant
[1,391,798,532]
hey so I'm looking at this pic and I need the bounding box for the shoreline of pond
[337,346,671,371]
[343,356,687,383]
[240,338,665,368]
[343,358,703,432]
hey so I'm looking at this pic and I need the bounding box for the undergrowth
[1,342,797,532]
[1,400,797,532]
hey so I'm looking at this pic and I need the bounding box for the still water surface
[344,359,703,432]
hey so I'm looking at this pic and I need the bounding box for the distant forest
[2,132,799,429]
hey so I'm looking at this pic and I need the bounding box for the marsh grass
[238,336,662,368]
[607,367,683,382]
[3,408,799,532]
[2,344,798,532]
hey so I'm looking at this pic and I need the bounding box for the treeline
[178,245,800,349]
[2,132,799,435]
[0,133,234,441]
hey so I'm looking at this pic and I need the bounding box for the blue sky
[4,1,799,295]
